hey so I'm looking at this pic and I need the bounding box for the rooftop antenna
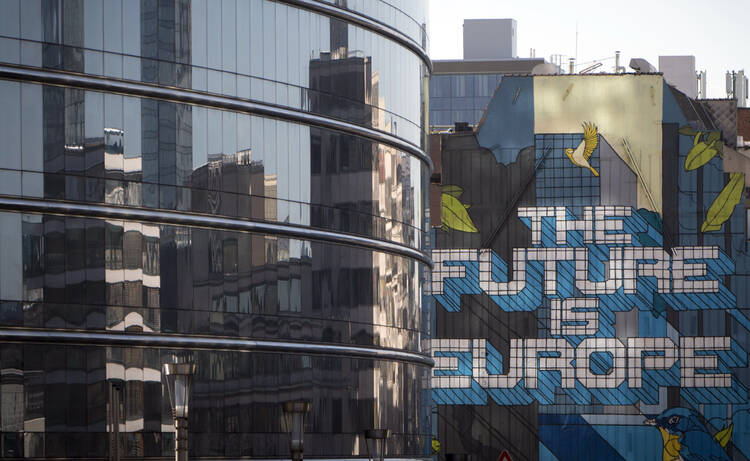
[575,21,578,68]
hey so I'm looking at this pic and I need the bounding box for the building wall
[0,0,431,459]
[431,74,750,460]
[659,56,697,99]
[739,108,750,141]
[429,73,503,127]
[463,19,516,60]
[428,59,545,129]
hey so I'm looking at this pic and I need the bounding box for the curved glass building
[0,0,431,458]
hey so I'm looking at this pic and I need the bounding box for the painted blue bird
[644,407,733,461]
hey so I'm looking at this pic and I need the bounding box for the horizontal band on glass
[275,0,431,72]
[0,64,433,171]
[0,328,434,367]
[0,195,432,267]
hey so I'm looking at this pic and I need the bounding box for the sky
[428,0,750,99]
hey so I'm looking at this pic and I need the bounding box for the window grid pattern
[535,134,601,210]
[429,73,503,127]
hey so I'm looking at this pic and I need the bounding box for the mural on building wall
[564,122,599,176]
[679,125,745,233]
[431,75,750,461]
[441,185,480,233]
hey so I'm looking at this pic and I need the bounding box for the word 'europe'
[431,206,748,406]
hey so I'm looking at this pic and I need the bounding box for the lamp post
[364,428,389,461]
[281,400,310,461]
[163,359,196,461]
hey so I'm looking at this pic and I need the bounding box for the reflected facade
[0,0,431,459]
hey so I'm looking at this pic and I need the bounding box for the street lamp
[163,358,196,461]
[281,400,310,461]
[364,428,389,461]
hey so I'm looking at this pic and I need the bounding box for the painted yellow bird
[565,121,599,176]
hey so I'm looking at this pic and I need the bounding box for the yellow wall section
[533,75,664,214]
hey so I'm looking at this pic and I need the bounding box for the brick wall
[739,108,750,140]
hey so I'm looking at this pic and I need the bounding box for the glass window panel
[205,0,221,70]
[0,0,19,37]
[0,81,21,170]
[221,0,237,73]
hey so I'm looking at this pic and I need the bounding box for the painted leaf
[702,172,745,232]
[442,185,463,198]
[678,125,697,136]
[707,131,721,144]
[693,133,702,146]
[684,141,717,170]
[713,139,724,157]
[715,424,733,448]
[441,193,479,233]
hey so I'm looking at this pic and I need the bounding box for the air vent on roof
[630,58,656,73]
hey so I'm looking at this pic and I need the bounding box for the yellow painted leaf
[442,185,463,198]
[431,438,441,454]
[678,125,697,136]
[702,172,745,232]
[685,141,717,171]
[715,423,733,448]
[442,193,479,233]
[693,133,702,146]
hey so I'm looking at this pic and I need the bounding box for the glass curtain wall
[0,0,431,458]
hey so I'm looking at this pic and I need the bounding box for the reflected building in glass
[0,0,431,458]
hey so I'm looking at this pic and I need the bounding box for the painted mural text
[431,206,748,405]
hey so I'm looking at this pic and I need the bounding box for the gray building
[659,55,698,99]
[429,58,545,129]
[430,18,548,129]
[463,18,517,61]
[0,0,432,459]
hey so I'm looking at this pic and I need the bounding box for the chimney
[615,51,620,73]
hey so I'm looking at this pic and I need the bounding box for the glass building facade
[429,73,502,128]
[0,0,431,459]
[427,58,546,130]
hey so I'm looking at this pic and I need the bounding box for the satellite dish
[532,63,560,75]
[629,58,656,73]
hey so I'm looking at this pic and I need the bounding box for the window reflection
[0,0,430,457]
[9,212,423,346]
[5,0,427,145]
[0,81,427,249]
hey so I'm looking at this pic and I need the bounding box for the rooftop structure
[463,18,517,60]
